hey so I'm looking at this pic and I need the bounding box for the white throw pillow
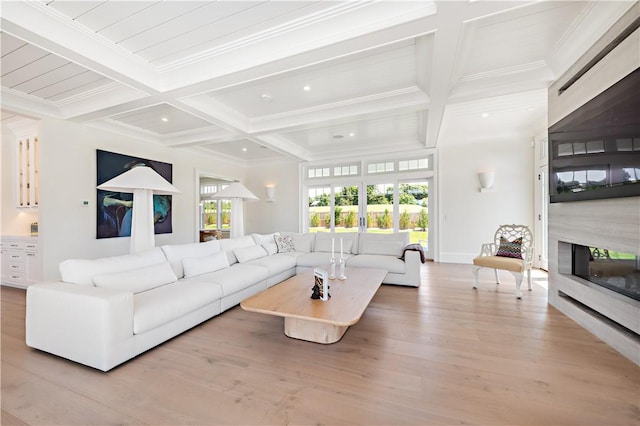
[281,233,314,253]
[251,232,279,246]
[234,245,268,263]
[92,261,177,293]
[161,240,221,278]
[219,236,256,264]
[262,241,278,255]
[182,252,229,278]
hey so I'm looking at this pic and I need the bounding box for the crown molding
[0,87,61,119]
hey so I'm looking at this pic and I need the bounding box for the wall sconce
[265,185,275,202]
[478,171,495,192]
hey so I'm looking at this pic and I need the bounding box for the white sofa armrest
[26,282,134,371]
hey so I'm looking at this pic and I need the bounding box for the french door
[307,179,431,258]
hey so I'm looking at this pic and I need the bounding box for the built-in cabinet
[1,237,41,288]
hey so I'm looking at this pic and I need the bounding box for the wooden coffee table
[240,267,386,344]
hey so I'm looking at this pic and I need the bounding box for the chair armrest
[523,246,534,265]
[478,243,496,257]
[26,282,134,371]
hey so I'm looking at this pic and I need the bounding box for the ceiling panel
[141,1,332,65]
[461,1,587,77]
[201,139,286,162]
[30,71,109,100]
[117,1,262,54]
[109,104,218,135]
[47,0,105,19]
[0,41,49,76]
[212,40,416,118]
[72,1,159,33]
[1,53,70,88]
[0,31,27,57]
[281,112,420,150]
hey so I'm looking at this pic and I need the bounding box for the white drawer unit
[1,237,41,288]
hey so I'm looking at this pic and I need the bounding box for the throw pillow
[92,261,177,293]
[274,235,295,253]
[496,236,523,259]
[234,245,268,263]
[182,252,229,279]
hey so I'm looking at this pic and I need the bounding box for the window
[334,164,358,176]
[399,158,428,171]
[367,162,394,174]
[308,167,331,178]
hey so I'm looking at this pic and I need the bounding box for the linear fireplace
[572,244,640,301]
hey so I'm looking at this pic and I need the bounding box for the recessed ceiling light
[333,134,344,139]
[161,117,168,122]
[481,112,489,118]
[303,85,311,92]
[242,147,247,152]
[349,132,355,137]
[260,93,272,102]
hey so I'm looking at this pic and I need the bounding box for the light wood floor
[2,262,639,425]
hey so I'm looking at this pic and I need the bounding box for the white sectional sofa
[26,231,422,371]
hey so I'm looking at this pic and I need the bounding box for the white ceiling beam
[0,87,62,119]
[250,88,428,135]
[1,1,160,94]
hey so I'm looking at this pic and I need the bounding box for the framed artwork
[96,150,173,239]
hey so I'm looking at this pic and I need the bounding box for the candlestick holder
[329,257,336,279]
[338,257,346,280]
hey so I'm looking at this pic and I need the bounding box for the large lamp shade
[98,165,180,253]
[210,182,258,238]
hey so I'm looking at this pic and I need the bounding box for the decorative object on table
[338,238,347,280]
[97,157,180,254]
[209,182,259,238]
[329,237,336,279]
[30,222,38,236]
[338,257,347,280]
[311,268,330,301]
[96,150,175,242]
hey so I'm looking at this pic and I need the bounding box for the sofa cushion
[246,253,297,275]
[195,264,269,297]
[358,233,408,257]
[218,236,256,265]
[314,232,357,254]
[275,235,295,253]
[161,240,221,278]
[60,248,167,285]
[346,254,405,274]
[252,233,280,255]
[296,252,352,268]
[93,261,177,293]
[133,280,223,334]
[182,252,229,279]
[234,245,268,263]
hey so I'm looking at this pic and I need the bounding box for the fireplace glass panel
[573,244,640,301]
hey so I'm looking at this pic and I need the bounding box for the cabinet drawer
[7,272,24,282]
[25,243,38,250]
[6,241,25,250]
[7,252,25,262]
[7,263,25,273]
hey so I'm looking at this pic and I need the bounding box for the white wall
[438,138,535,263]
[34,118,241,280]
[244,161,300,234]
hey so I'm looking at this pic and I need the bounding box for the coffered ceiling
[1,1,635,165]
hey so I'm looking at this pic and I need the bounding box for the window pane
[308,187,331,233]
[399,181,429,246]
[366,183,393,234]
[335,185,359,231]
